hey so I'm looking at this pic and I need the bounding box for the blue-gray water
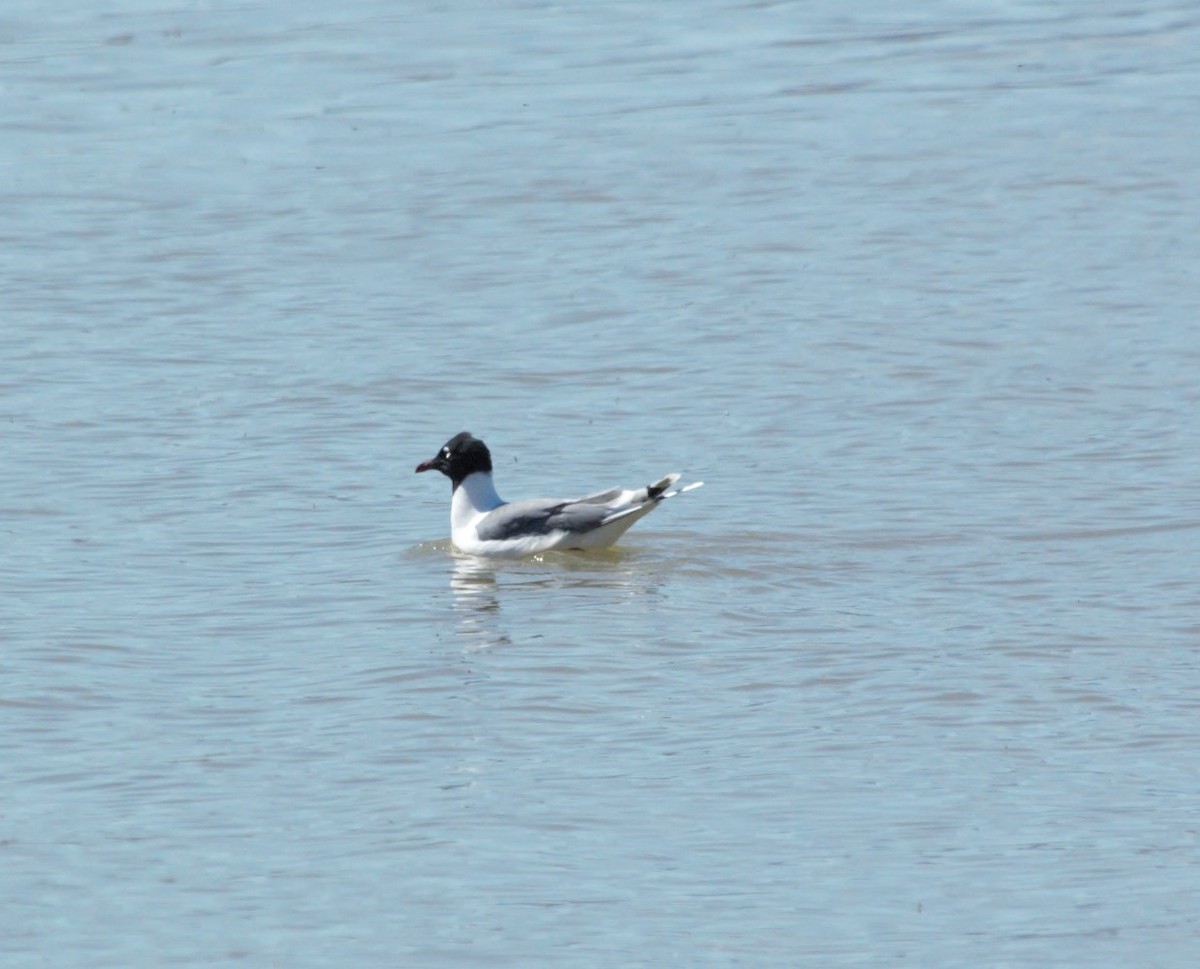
[4,1,1200,965]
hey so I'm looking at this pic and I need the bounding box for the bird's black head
[415,431,493,490]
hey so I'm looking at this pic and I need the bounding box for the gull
[415,431,703,556]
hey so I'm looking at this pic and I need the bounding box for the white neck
[451,470,504,531]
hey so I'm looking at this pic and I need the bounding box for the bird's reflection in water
[449,546,658,651]
[449,554,510,650]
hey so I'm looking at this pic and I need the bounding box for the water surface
[4,1,1200,965]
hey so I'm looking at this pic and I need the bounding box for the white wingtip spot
[658,480,703,499]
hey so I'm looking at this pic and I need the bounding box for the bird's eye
[443,448,451,457]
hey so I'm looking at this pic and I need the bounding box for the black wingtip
[645,474,680,500]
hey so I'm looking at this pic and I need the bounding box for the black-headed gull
[415,431,703,556]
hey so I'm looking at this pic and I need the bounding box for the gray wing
[475,497,615,542]
[571,487,623,505]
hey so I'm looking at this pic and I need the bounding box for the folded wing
[474,473,701,543]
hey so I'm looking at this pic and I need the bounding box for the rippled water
[5,1,1200,965]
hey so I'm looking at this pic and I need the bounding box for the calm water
[4,1,1200,965]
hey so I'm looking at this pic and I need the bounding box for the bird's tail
[645,474,704,502]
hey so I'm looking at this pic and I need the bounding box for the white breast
[450,471,505,550]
